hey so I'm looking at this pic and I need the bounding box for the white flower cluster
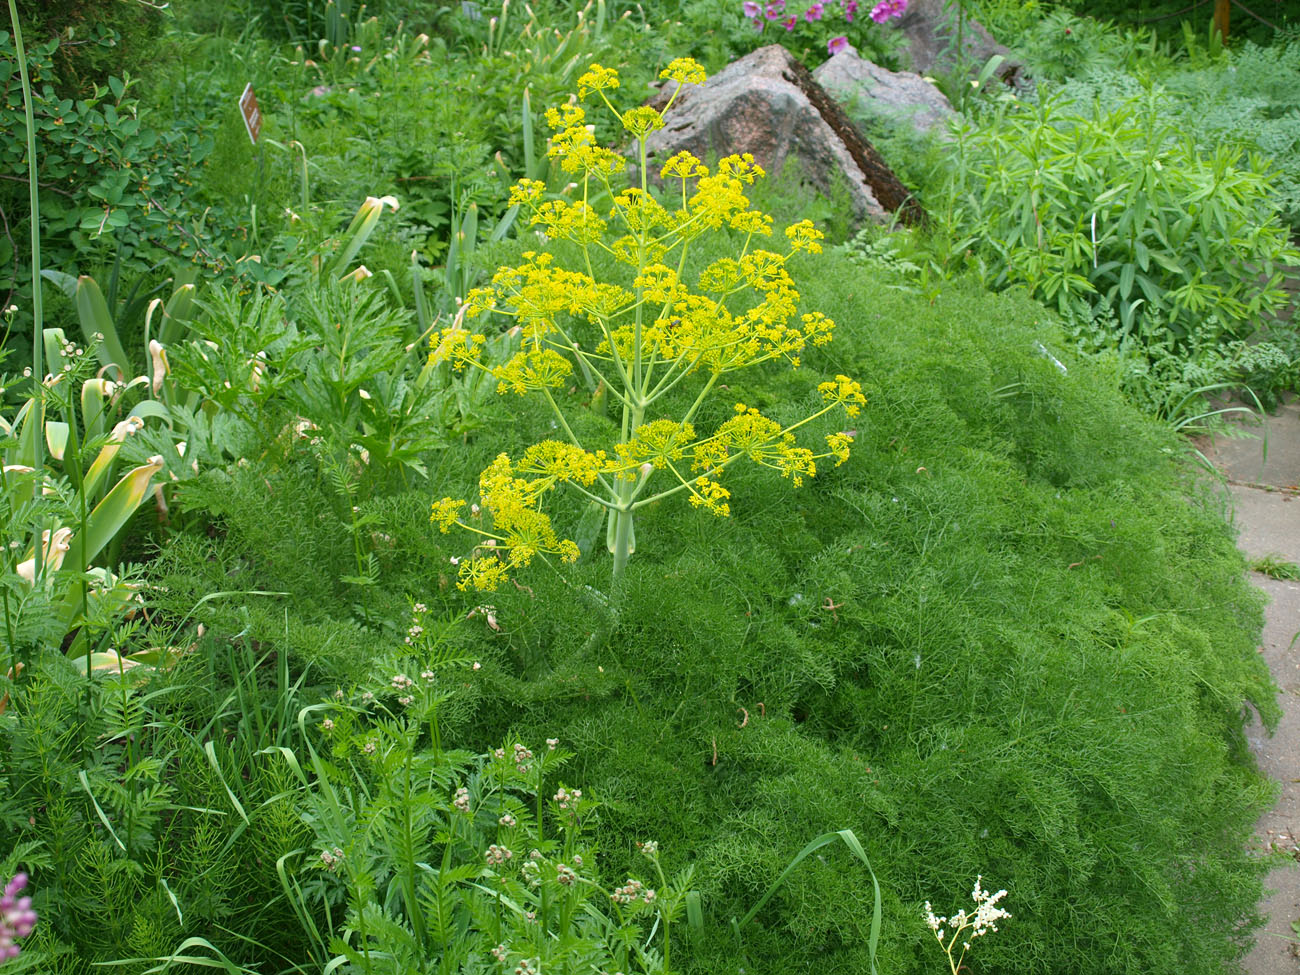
[522,860,541,887]
[391,673,414,691]
[512,743,534,773]
[924,875,1010,954]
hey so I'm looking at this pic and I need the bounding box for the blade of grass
[204,739,250,825]
[732,829,882,975]
[92,936,255,973]
[77,769,126,853]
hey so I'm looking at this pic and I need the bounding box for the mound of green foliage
[34,243,1266,974]
[444,250,1278,975]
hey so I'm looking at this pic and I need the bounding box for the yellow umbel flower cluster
[431,57,865,591]
[432,454,581,592]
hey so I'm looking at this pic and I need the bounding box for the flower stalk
[7,0,45,587]
[430,57,865,598]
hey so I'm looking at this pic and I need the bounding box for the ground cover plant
[0,0,1293,972]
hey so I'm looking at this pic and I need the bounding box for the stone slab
[1237,483,1300,975]
[1203,401,1300,492]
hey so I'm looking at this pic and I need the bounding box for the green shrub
[1004,7,1162,83]
[283,677,699,974]
[12,0,163,96]
[1167,34,1300,232]
[0,32,219,325]
[938,87,1300,409]
[444,253,1278,975]
[140,248,1277,974]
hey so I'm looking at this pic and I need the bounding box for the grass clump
[1248,552,1300,580]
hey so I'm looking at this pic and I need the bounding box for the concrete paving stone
[1230,485,1300,564]
[1203,401,1300,491]
[1242,570,1300,975]
[1230,475,1300,974]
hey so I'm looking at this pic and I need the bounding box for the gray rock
[889,0,1028,89]
[645,45,927,228]
[813,46,956,138]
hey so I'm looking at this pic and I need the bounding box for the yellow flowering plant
[430,57,865,593]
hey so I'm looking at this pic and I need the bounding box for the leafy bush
[12,0,163,96]
[938,88,1300,408]
[1167,34,1300,231]
[0,32,218,321]
[443,258,1278,975]
[1005,7,1161,83]
[284,657,698,974]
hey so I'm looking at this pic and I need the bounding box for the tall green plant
[430,58,865,593]
[0,347,167,666]
[6,1,43,583]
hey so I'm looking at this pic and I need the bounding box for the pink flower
[844,0,859,20]
[870,0,906,22]
[0,874,36,961]
[827,35,850,54]
[805,2,825,20]
[742,0,760,14]
[783,14,796,28]
[765,0,785,17]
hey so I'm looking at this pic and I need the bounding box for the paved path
[1205,401,1300,974]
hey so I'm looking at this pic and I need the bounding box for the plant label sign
[239,83,262,145]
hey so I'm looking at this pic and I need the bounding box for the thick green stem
[401,746,427,951]
[609,500,635,585]
[8,1,44,582]
[609,395,645,587]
